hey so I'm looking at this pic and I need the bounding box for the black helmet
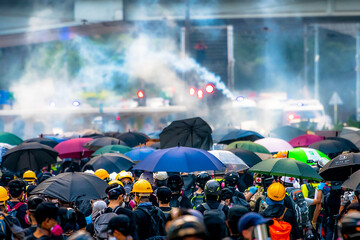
[167,215,206,240]
[204,180,221,196]
[225,172,239,187]
[196,172,211,190]
[167,175,183,192]
[340,212,360,239]
[220,188,233,201]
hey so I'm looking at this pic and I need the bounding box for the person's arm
[312,184,325,227]
[245,187,257,201]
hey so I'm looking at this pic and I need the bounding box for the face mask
[50,224,63,236]
[124,184,133,195]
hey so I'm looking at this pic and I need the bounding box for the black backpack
[138,206,166,237]
[232,196,251,211]
[201,203,226,221]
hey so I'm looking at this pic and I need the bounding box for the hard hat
[108,180,124,187]
[280,176,296,184]
[196,172,211,189]
[267,182,285,201]
[131,179,153,194]
[0,186,8,202]
[116,171,134,182]
[204,180,221,196]
[23,170,37,181]
[225,172,239,187]
[167,174,183,192]
[167,215,206,240]
[273,151,288,158]
[154,171,168,181]
[94,169,109,180]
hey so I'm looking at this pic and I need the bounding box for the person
[24,195,45,237]
[190,172,210,209]
[0,171,14,189]
[154,172,168,188]
[25,202,65,240]
[223,205,249,240]
[237,170,253,193]
[156,186,172,218]
[103,215,133,240]
[117,171,134,195]
[167,175,192,209]
[237,212,273,240]
[166,215,207,240]
[339,212,360,240]
[94,169,110,182]
[7,179,28,228]
[323,181,343,240]
[23,170,37,186]
[0,186,22,240]
[86,200,107,236]
[132,179,166,240]
[224,172,246,200]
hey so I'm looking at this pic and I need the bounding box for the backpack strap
[279,208,287,221]
[9,202,24,212]
[217,203,225,211]
[201,203,210,211]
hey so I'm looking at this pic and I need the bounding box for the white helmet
[154,171,168,181]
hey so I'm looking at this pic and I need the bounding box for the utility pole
[303,24,308,96]
[314,24,319,100]
[184,0,191,55]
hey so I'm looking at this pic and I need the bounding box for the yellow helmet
[94,169,109,180]
[108,180,124,187]
[267,182,286,201]
[116,171,134,182]
[131,179,153,194]
[0,187,9,202]
[273,151,288,158]
[23,170,37,182]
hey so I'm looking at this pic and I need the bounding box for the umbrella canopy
[225,141,270,154]
[31,172,108,202]
[147,130,162,140]
[83,153,135,173]
[0,132,22,145]
[255,138,293,153]
[23,137,58,148]
[83,137,127,151]
[43,135,69,143]
[342,169,360,190]
[78,129,104,139]
[133,146,225,172]
[115,132,149,148]
[208,150,249,172]
[92,145,133,156]
[54,138,94,159]
[319,153,360,181]
[309,140,345,159]
[125,147,156,161]
[249,158,323,181]
[289,134,324,147]
[218,129,263,145]
[287,147,330,165]
[327,137,359,153]
[340,127,360,149]
[270,126,306,142]
[160,117,213,150]
[227,148,262,167]
[212,127,238,143]
[2,142,58,172]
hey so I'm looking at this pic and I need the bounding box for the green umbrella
[249,158,323,181]
[0,132,23,145]
[288,147,330,166]
[225,141,270,154]
[92,145,133,156]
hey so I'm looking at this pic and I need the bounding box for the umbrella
[212,127,239,143]
[92,145,133,156]
[340,127,360,149]
[23,137,58,148]
[43,135,69,143]
[54,138,94,159]
[2,142,58,172]
[309,140,345,159]
[133,146,225,172]
[342,169,360,190]
[83,137,127,151]
[125,147,156,161]
[249,158,323,181]
[319,153,360,181]
[160,117,213,150]
[327,137,359,153]
[208,150,249,172]
[255,138,293,153]
[78,129,104,139]
[83,153,135,173]
[270,126,306,142]
[0,132,22,145]
[218,129,263,145]
[289,135,324,148]
[115,131,149,148]
[227,148,262,167]
[31,172,108,202]
[225,141,270,154]
[147,130,162,140]
[287,147,330,165]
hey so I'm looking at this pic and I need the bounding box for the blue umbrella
[125,147,155,161]
[147,130,162,139]
[133,146,225,172]
[218,129,263,145]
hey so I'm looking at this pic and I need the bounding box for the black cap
[0,171,14,186]
[103,215,130,235]
[157,186,172,203]
[228,205,249,223]
[35,202,67,224]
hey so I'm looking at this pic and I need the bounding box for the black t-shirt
[169,194,192,209]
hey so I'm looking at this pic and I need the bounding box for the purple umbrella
[289,134,324,147]
[255,137,293,153]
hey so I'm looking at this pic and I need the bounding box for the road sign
[329,92,343,105]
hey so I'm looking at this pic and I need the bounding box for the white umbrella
[209,150,249,172]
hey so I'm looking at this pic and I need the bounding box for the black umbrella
[218,129,263,145]
[2,142,58,172]
[342,169,360,190]
[79,129,104,139]
[23,137,58,148]
[83,137,127,151]
[327,137,359,153]
[83,153,135,173]
[270,126,306,142]
[212,127,238,143]
[114,132,149,148]
[227,148,262,167]
[160,117,213,150]
[309,140,345,159]
[31,172,108,202]
[319,153,360,181]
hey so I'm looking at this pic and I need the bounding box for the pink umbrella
[289,134,324,147]
[54,138,94,159]
[254,137,293,153]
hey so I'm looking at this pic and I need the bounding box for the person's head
[37,172,54,184]
[340,212,360,240]
[105,215,131,240]
[238,213,273,240]
[204,180,221,201]
[167,215,207,240]
[117,171,134,195]
[0,186,9,211]
[266,182,285,202]
[35,202,65,235]
[157,186,172,205]
[154,171,168,187]
[22,170,37,185]
[0,171,14,188]
[220,188,233,206]
[225,172,239,188]
[280,176,296,188]
[131,179,153,205]
[196,172,211,190]
[8,179,26,199]
[227,206,249,236]
[94,169,110,181]
[106,184,126,203]
[167,175,183,193]
[139,172,154,186]
[26,195,45,224]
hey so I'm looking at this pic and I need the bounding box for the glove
[249,187,257,195]
[318,182,326,191]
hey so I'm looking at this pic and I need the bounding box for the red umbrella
[54,138,94,159]
[289,134,324,147]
